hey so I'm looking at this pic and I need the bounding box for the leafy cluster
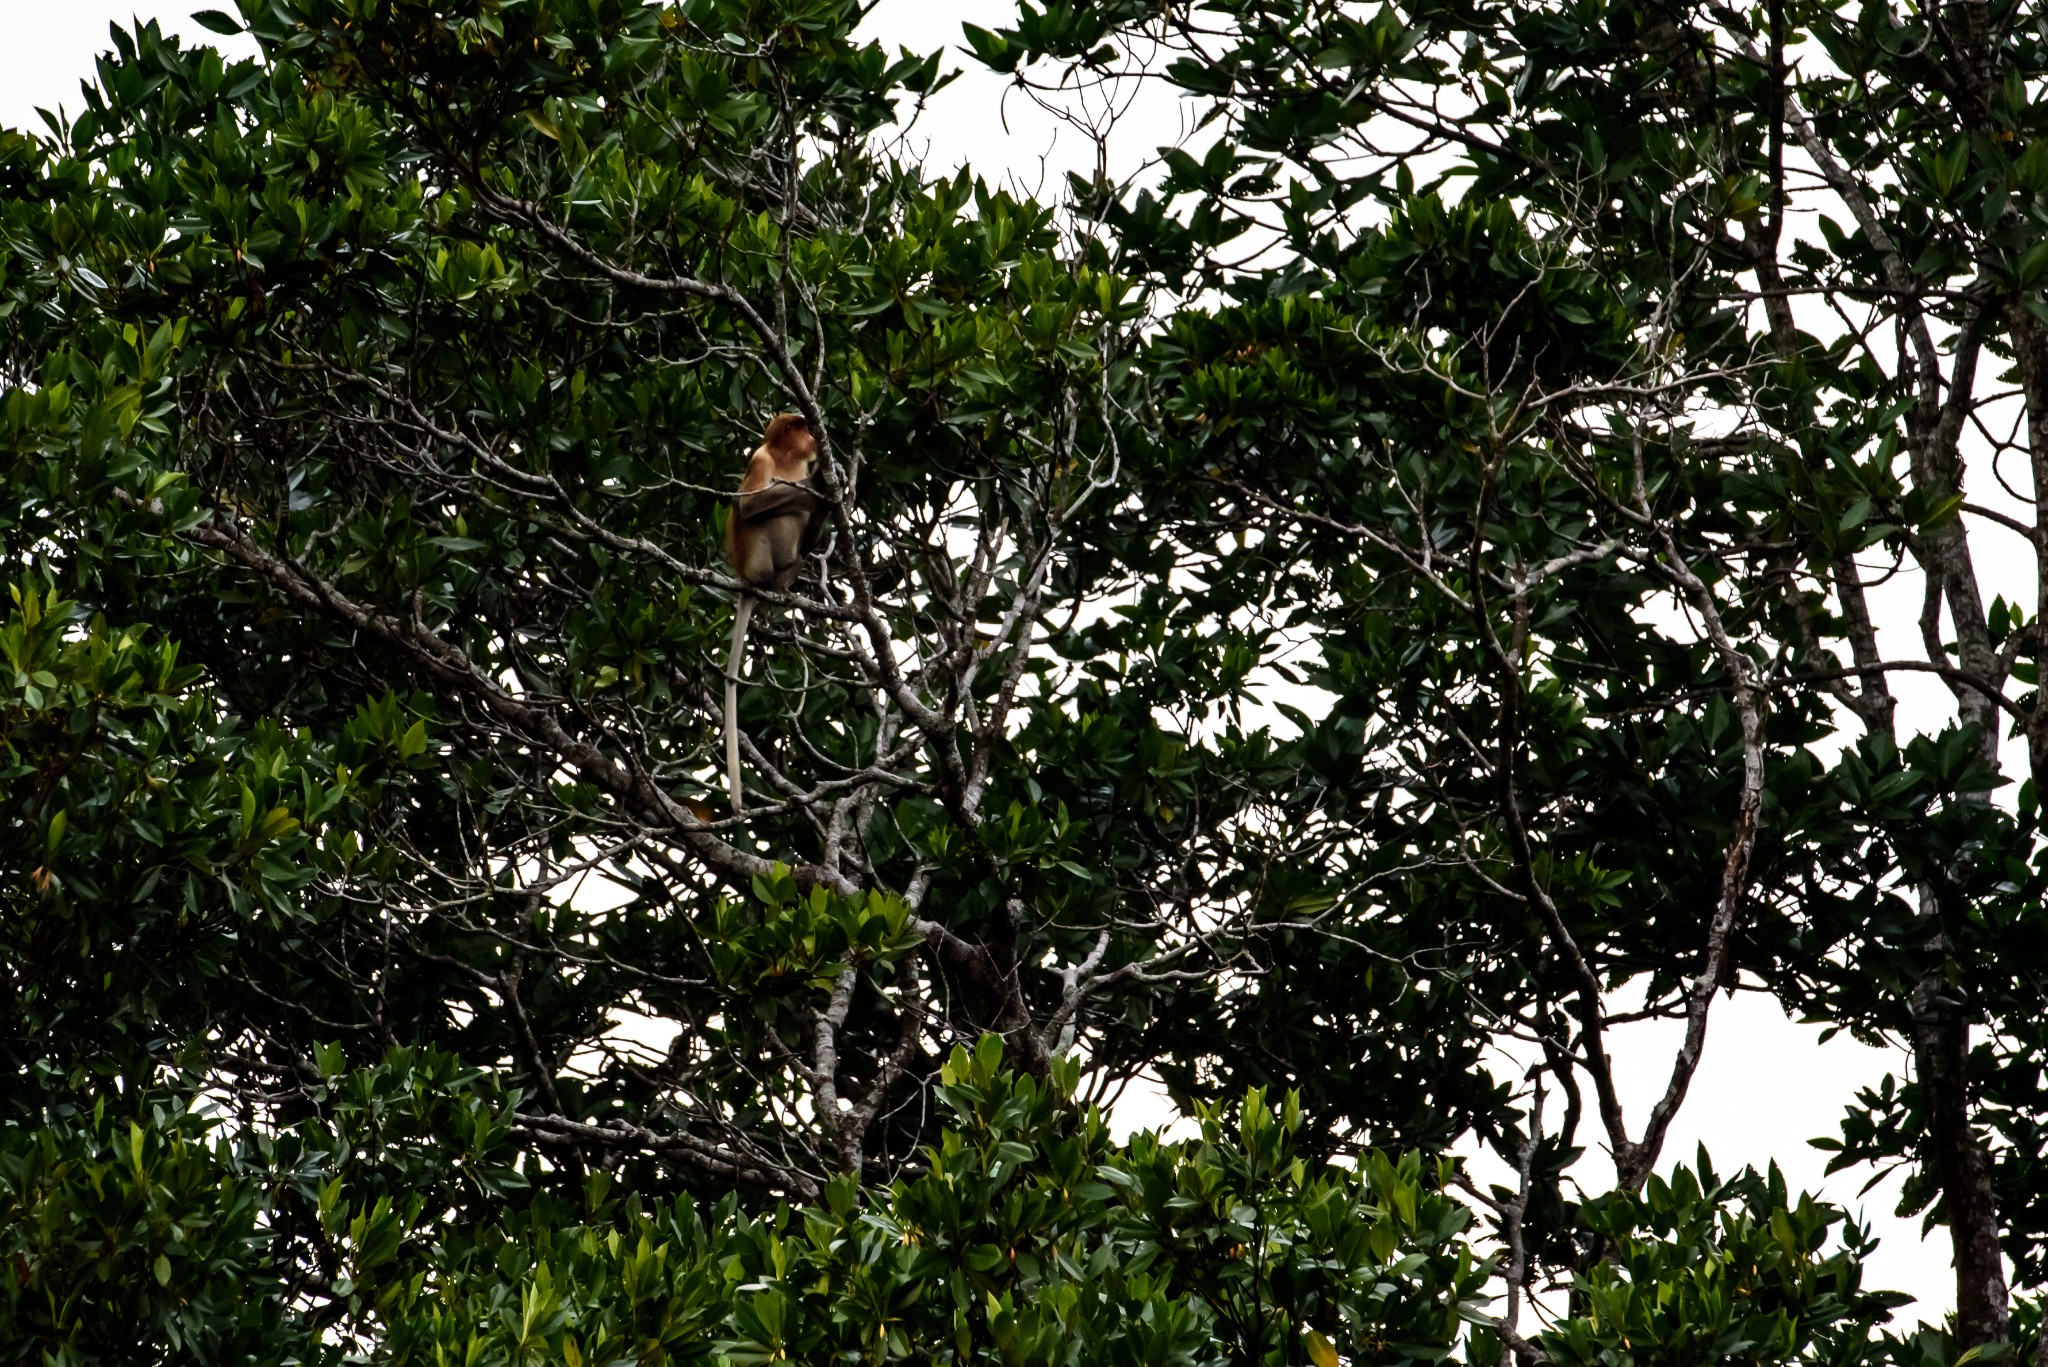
[7,0,2048,1361]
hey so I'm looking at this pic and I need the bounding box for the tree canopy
[4,0,2048,1363]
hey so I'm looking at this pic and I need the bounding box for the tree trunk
[1910,966,2008,1349]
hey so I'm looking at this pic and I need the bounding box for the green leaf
[960,24,1018,73]
[397,719,428,760]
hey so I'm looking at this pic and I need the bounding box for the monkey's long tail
[724,594,756,815]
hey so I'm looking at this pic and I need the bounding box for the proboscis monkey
[722,413,825,814]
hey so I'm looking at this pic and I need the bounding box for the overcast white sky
[0,0,1970,1317]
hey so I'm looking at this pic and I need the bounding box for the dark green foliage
[0,1042,1907,1367]
[365,1045,1494,1367]
[7,0,2048,1361]
[1542,1156,1910,1367]
[973,0,2048,1350]
[0,1094,304,1366]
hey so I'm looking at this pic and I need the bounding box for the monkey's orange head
[761,413,817,459]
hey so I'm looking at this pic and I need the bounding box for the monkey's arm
[734,481,819,524]
[797,489,828,556]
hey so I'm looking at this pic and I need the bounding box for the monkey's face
[761,413,817,461]
[780,432,818,480]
